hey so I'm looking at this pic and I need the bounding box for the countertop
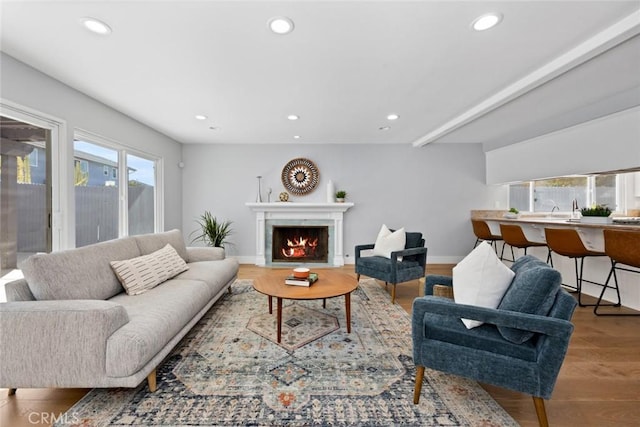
[471,210,640,232]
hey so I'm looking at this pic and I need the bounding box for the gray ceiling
[1,1,639,148]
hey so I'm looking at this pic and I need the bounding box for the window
[74,141,119,246]
[28,148,38,167]
[509,174,621,213]
[75,159,88,173]
[74,135,160,247]
[126,154,155,236]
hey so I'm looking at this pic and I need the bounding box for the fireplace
[272,226,329,263]
[246,202,354,266]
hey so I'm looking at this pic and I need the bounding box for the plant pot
[336,198,345,203]
[579,216,613,224]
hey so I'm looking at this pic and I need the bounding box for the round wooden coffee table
[252,269,358,343]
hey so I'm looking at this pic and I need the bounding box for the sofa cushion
[356,256,419,273]
[135,229,189,261]
[372,224,406,259]
[175,258,239,299]
[453,242,515,329]
[106,278,211,377]
[22,237,141,301]
[510,254,543,275]
[405,232,423,250]
[498,260,561,344]
[422,311,537,362]
[110,244,189,296]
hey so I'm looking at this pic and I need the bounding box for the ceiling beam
[412,9,640,148]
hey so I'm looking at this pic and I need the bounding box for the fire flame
[281,236,319,258]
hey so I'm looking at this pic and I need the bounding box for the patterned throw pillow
[110,244,189,295]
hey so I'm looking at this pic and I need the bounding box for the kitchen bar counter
[470,210,640,311]
[471,210,640,230]
[471,210,640,252]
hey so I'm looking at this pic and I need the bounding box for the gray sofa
[0,229,239,393]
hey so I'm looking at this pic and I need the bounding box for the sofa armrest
[4,278,35,302]
[412,296,573,338]
[186,246,225,262]
[355,244,375,262]
[390,247,428,267]
[0,300,129,388]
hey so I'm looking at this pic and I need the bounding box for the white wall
[485,106,640,184]
[0,53,184,245]
[181,143,507,263]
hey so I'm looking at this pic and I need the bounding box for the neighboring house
[24,147,133,187]
[73,150,120,187]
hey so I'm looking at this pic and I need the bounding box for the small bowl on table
[293,267,310,279]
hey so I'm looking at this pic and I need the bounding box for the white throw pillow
[452,241,515,329]
[110,244,189,295]
[372,224,406,260]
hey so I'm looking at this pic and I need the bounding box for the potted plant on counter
[504,207,520,219]
[580,204,612,224]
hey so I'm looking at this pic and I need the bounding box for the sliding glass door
[0,115,52,273]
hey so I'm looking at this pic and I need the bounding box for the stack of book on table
[285,272,319,286]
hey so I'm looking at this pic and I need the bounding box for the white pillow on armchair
[372,224,406,260]
[452,241,515,329]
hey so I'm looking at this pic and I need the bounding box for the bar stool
[471,219,504,258]
[500,223,552,264]
[544,228,611,307]
[594,229,640,316]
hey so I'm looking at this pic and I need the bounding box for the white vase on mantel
[326,180,335,203]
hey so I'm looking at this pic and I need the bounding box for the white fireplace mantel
[246,202,354,266]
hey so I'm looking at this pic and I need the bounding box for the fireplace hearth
[272,226,329,263]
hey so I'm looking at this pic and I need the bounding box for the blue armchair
[412,256,577,427]
[355,231,427,303]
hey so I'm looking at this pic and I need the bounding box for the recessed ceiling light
[287,114,299,121]
[80,17,112,35]
[379,126,391,131]
[195,115,207,120]
[471,13,503,31]
[387,114,399,121]
[293,135,301,139]
[268,17,294,35]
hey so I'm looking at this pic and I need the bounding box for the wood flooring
[2,264,639,426]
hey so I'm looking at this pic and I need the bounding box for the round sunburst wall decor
[281,158,320,195]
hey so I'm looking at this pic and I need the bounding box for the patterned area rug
[55,279,517,426]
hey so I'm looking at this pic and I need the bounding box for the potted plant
[504,207,519,219]
[335,190,347,202]
[190,211,233,248]
[580,204,612,224]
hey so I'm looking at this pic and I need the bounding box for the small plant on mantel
[335,190,347,202]
[580,204,612,217]
[190,211,233,248]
